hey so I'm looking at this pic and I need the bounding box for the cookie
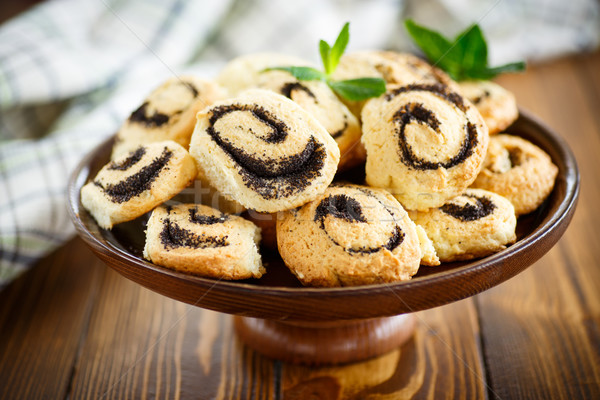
[471,134,558,215]
[411,188,517,262]
[111,76,224,158]
[216,53,313,96]
[143,204,264,280]
[81,141,197,229]
[277,184,421,287]
[361,83,489,211]
[458,80,518,134]
[218,53,364,171]
[331,50,458,117]
[189,89,340,213]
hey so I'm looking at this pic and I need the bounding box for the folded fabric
[1,0,598,289]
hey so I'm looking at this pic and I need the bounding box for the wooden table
[0,51,598,400]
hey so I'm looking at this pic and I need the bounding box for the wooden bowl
[67,110,579,364]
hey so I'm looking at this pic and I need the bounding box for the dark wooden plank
[281,298,486,399]
[478,52,600,399]
[477,250,600,399]
[505,53,600,313]
[68,266,276,399]
[0,238,103,400]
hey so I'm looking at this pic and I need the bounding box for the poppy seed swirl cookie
[362,83,489,211]
[81,141,197,229]
[458,80,518,135]
[143,204,264,279]
[189,89,340,213]
[277,184,421,287]
[111,76,224,158]
[411,188,517,262]
[471,134,558,215]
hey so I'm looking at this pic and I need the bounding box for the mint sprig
[404,19,526,81]
[266,23,386,101]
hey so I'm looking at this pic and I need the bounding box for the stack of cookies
[80,51,558,287]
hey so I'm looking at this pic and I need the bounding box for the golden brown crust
[411,188,517,262]
[458,80,518,135]
[277,184,421,287]
[471,134,558,215]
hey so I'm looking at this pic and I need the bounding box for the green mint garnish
[404,19,526,81]
[266,22,386,101]
[327,78,388,101]
[320,22,349,75]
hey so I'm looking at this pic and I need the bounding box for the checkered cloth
[1,0,598,288]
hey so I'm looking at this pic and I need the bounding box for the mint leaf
[469,61,527,80]
[328,78,386,101]
[265,66,326,81]
[329,22,350,74]
[454,24,487,76]
[404,19,454,69]
[264,23,386,101]
[404,19,525,81]
[319,40,332,74]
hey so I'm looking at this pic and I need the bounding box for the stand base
[234,314,415,365]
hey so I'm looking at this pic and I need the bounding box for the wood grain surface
[1,51,599,399]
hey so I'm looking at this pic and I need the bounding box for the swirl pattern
[81,141,197,229]
[159,206,229,250]
[313,192,404,255]
[471,134,558,215]
[128,81,199,128]
[362,83,488,211]
[277,184,421,287]
[440,194,496,222]
[206,103,326,199]
[95,147,172,203]
[144,204,264,280]
[111,76,223,159]
[412,188,517,262]
[190,89,339,213]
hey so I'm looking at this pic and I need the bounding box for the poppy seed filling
[280,82,316,102]
[390,88,479,170]
[95,148,172,203]
[128,81,199,127]
[160,219,228,249]
[314,193,404,254]
[440,194,496,221]
[108,147,146,171]
[205,103,326,200]
[189,208,229,225]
